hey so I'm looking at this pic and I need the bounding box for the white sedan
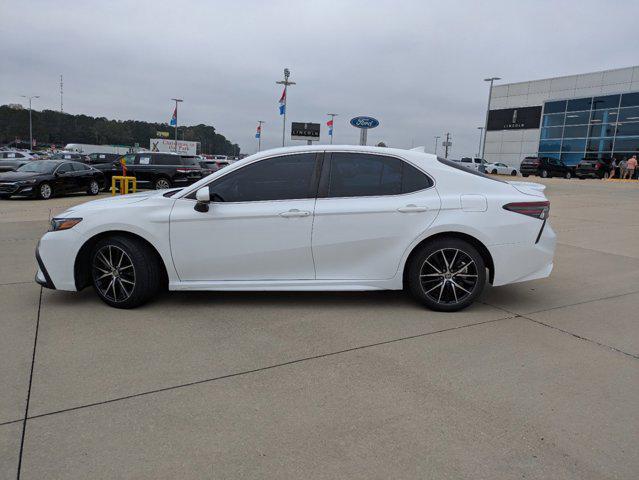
[36,146,555,312]
[485,162,519,176]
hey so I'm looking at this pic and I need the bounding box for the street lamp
[434,135,441,156]
[20,95,39,149]
[476,126,484,158]
[170,98,183,153]
[480,77,501,160]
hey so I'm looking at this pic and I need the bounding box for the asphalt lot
[1,178,638,479]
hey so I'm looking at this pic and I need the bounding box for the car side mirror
[194,187,210,213]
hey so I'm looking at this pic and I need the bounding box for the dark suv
[120,152,206,189]
[575,159,612,179]
[520,156,574,179]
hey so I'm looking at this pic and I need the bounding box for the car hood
[59,190,169,215]
[0,171,47,181]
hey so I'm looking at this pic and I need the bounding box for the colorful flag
[327,119,334,136]
[255,123,262,139]
[169,106,177,126]
[279,88,286,115]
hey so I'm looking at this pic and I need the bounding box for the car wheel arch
[401,231,495,288]
[74,230,169,291]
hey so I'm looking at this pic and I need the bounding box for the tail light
[176,168,195,173]
[503,201,550,220]
[595,163,601,170]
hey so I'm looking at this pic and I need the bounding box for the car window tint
[71,162,89,171]
[328,153,402,197]
[181,156,199,166]
[57,162,73,173]
[208,153,316,202]
[401,162,433,193]
[153,154,180,165]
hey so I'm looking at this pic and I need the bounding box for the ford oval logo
[350,116,379,129]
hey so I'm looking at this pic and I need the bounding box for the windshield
[17,160,58,173]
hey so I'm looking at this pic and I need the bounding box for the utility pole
[481,77,501,159]
[434,135,441,156]
[444,132,451,159]
[20,95,39,149]
[60,75,63,113]
[327,113,338,144]
[276,68,295,147]
[476,126,484,158]
[171,98,183,153]
[256,120,265,151]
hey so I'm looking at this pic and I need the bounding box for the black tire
[541,169,549,178]
[87,179,100,195]
[603,171,610,179]
[407,238,486,312]
[511,170,517,176]
[491,169,498,174]
[564,171,572,179]
[522,173,529,177]
[154,176,172,190]
[90,235,161,308]
[38,182,53,200]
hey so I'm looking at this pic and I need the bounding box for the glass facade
[538,91,639,165]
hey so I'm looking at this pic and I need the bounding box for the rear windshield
[437,157,505,183]
[181,156,199,166]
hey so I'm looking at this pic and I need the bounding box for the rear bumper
[489,222,556,286]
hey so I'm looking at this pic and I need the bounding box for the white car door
[169,152,320,281]
[312,152,441,280]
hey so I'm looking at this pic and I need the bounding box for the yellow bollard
[111,176,137,195]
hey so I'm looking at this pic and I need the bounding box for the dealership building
[483,65,639,168]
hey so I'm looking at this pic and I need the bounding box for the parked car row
[0,150,231,199]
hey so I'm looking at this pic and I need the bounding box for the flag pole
[276,68,295,147]
[171,98,183,153]
[257,120,265,152]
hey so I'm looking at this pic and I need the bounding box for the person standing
[609,157,617,179]
[619,157,628,179]
[625,155,637,179]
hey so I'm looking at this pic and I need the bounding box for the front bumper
[35,243,56,289]
[0,182,35,196]
[35,230,82,291]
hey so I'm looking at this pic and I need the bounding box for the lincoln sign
[486,106,542,131]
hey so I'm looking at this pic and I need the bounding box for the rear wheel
[564,171,572,179]
[491,169,498,174]
[603,171,610,179]
[154,177,171,190]
[91,236,161,308]
[38,182,53,200]
[541,169,549,178]
[407,238,486,312]
[511,170,517,176]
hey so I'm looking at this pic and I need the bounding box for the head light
[49,217,82,232]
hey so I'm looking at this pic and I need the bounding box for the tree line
[0,105,240,156]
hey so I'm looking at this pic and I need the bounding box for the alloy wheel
[40,183,52,199]
[419,248,478,305]
[92,245,136,303]
[90,180,99,194]
[155,178,170,189]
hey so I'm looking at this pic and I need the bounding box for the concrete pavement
[1,179,638,479]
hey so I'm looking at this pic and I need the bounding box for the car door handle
[279,209,311,218]
[397,204,428,213]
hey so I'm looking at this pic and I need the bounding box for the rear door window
[137,154,152,165]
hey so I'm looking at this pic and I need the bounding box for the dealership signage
[486,106,542,131]
[150,138,198,155]
[350,116,379,129]
[291,122,320,142]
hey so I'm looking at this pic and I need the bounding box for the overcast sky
[2,0,638,156]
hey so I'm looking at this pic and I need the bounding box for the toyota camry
[35,146,555,311]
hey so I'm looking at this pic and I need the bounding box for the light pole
[476,126,484,158]
[276,68,295,147]
[256,120,265,152]
[327,113,338,144]
[171,98,183,153]
[481,77,501,160]
[434,135,441,156]
[20,95,39,149]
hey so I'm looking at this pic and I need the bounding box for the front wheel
[87,179,100,195]
[407,238,486,312]
[565,171,572,179]
[491,169,498,175]
[511,170,517,176]
[91,236,161,308]
[541,170,549,178]
[38,182,53,200]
